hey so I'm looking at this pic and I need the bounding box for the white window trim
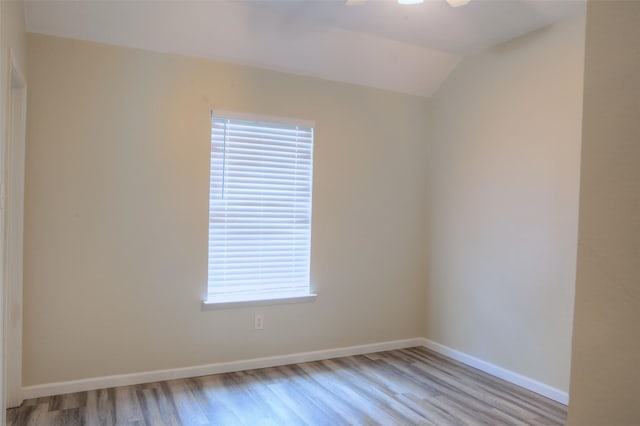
[204,111,317,308]
[202,293,317,310]
[211,110,315,130]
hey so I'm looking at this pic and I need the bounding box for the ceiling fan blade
[345,0,471,6]
[446,0,471,7]
[344,0,368,5]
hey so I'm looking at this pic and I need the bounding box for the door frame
[3,48,27,411]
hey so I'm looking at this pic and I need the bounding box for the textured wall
[24,34,428,386]
[426,13,585,392]
[568,2,640,423]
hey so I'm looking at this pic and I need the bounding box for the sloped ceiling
[24,0,585,97]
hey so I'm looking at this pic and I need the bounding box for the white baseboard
[419,338,569,405]
[21,337,423,400]
[21,337,569,406]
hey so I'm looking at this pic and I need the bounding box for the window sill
[202,293,317,310]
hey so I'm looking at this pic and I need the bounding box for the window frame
[202,111,317,309]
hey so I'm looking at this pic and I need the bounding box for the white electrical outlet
[254,314,264,330]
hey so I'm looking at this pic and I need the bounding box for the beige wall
[568,2,640,423]
[24,34,428,386]
[1,0,28,409]
[426,13,585,392]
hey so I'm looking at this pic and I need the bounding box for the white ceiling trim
[24,1,461,97]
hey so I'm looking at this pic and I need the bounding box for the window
[205,112,315,306]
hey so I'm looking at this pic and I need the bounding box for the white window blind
[207,113,314,303]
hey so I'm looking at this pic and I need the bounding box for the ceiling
[24,0,585,97]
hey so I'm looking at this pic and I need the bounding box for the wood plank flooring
[7,347,567,425]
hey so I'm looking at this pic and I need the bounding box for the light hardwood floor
[7,347,567,425]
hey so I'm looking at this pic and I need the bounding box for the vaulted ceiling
[24,0,585,97]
